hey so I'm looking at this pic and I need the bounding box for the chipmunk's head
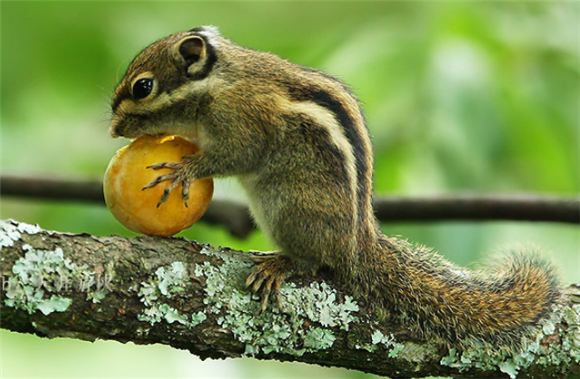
[110,26,223,139]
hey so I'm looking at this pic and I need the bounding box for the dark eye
[132,78,153,99]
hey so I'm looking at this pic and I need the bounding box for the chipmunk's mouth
[109,113,147,139]
[109,109,201,146]
[109,119,123,138]
[109,117,128,138]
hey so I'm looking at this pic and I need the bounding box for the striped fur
[110,26,560,348]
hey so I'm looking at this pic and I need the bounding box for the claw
[245,270,259,288]
[245,253,292,313]
[180,177,192,207]
[251,273,267,294]
[259,279,273,313]
[272,278,284,310]
[155,179,178,207]
[142,177,161,191]
[142,173,174,191]
[182,183,190,207]
[141,161,192,207]
[146,162,180,170]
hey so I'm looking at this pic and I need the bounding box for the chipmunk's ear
[177,36,205,67]
[172,35,215,79]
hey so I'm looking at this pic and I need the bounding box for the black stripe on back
[286,84,370,212]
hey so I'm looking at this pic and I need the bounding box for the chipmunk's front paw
[246,252,293,313]
[142,161,193,207]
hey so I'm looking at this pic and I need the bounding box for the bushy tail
[365,236,560,347]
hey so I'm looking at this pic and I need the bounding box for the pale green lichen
[4,245,110,314]
[441,342,532,378]
[498,360,519,378]
[535,304,580,368]
[440,303,580,378]
[137,261,206,328]
[396,341,440,363]
[1,220,41,247]
[365,330,405,357]
[196,245,360,356]
[16,222,43,235]
[303,327,336,349]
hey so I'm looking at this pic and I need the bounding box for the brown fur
[111,26,560,347]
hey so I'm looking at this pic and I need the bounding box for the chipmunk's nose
[109,118,121,138]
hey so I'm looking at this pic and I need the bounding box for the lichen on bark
[1,220,579,378]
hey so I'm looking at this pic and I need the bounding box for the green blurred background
[1,1,578,378]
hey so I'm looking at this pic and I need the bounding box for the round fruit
[103,135,213,237]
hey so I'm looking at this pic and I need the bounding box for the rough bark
[1,219,579,379]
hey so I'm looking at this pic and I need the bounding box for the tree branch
[1,220,579,379]
[373,194,580,224]
[0,175,253,238]
[2,175,579,239]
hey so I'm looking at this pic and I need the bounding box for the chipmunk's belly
[237,174,278,237]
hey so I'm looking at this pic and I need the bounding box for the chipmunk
[110,26,560,347]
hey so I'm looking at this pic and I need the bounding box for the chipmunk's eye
[133,78,153,99]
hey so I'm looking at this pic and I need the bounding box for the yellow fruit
[104,135,213,237]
